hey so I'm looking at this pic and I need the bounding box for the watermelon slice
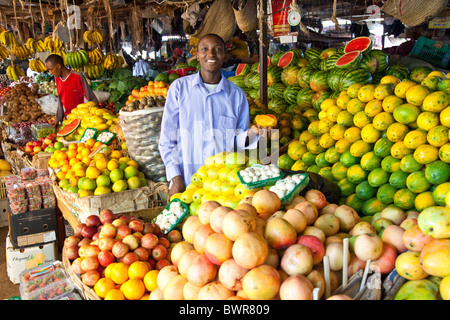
[344,37,372,54]
[257,56,271,73]
[57,119,81,137]
[335,51,363,69]
[236,63,251,76]
[88,143,110,158]
[277,51,298,68]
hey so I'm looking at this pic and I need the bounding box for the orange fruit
[107,159,119,171]
[68,143,77,150]
[128,261,150,280]
[56,170,66,180]
[81,147,91,158]
[143,270,159,292]
[67,149,77,159]
[69,158,80,166]
[76,153,84,161]
[111,262,129,285]
[86,138,96,148]
[120,278,146,300]
[104,288,125,300]
[82,156,91,166]
[94,278,116,299]
[86,166,101,180]
[61,164,71,173]
[110,150,122,159]
[96,157,109,171]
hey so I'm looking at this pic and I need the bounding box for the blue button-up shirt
[158,71,257,186]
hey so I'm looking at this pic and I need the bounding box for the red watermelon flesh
[57,119,81,137]
[335,51,362,68]
[257,56,271,73]
[236,63,251,76]
[277,51,297,68]
[344,37,372,54]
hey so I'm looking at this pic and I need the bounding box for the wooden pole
[259,0,268,107]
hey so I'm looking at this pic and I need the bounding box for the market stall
[0,0,449,303]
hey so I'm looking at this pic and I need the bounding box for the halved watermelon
[57,119,81,137]
[277,51,299,68]
[88,143,110,158]
[257,56,271,73]
[335,51,362,69]
[236,63,251,76]
[344,37,372,54]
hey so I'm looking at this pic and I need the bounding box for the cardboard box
[0,198,8,227]
[6,234,58,284]
[8,205,58,249]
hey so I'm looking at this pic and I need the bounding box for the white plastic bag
[35,94,59,115]
[93,90,111,103]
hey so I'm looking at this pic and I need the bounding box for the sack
[381,0,448,26]
[93,90,111,103]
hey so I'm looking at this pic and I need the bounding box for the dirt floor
[0,226,21,299]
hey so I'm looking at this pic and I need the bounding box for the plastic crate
[409,36,450,69]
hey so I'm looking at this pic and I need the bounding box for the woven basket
[1,139,30,174]
[192,0,236,43]
[62,247,101,300]
[381,0,449,26]
[233,0,258,33]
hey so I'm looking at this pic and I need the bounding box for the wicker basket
[62,248,101,300]
[381,0,448,27]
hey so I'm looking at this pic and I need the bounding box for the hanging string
[331,0,341,32]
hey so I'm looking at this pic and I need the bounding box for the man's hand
[250,124,272,139]
[50,119,59,128]
[169,175,186,197]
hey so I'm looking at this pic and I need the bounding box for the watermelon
[310,71,330,92]
[304,47,321,61]
[250,73,260,89]
[369,50,389,73]
[330,91,340,99]
[267,65,282,86]
[173,63,190,70]
[57,119,81,137]
[360,54,378,74]
[281,66,301,86]
[268,83,286,100]
[236,63,251,76]
[289,48,304,59]
[154,73,169,83]
[244,72,258,88]
[327,68,347,92]
[271,51,285,66]
[188,58,198,68]
[286,104,302,115]
[319,59,328,71]
[268,97,289,113]
[319,47,338,60]
[335,51,363,69]
[249,89,260,100]
[386,64,410,80]
[312,91,332,112]
[277,51,299,68]
[169,73,180,83]
[344,37,372,54]
[410,66,434,83]
[284,85,302,105]
[372,71,386,85]
[250,62,260,72]
[257,56,271,72]
[296,88,316,110]
[88,143,109,158]
[228,75,246,88]
[307,58,321,70]
[297,67,316,88]
[339,68,373,92]
[325,54,342,72]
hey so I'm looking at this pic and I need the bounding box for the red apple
[25,145,34,153]
[81,270,100,287]
[121,252,140,265]
[65,245,80,260]
[133,232,144,241]
[147,257,156,270]
[49,142,55,148]
[99,209,115,224]
[112,241,129,258]
[71,257,85,274]
[115,225,131,240]
[167,230,182,243]
[369,242,397,275]
[64,235,81,247]
[141,233,159,250]
[81,256,99,272]
[133,247,149,261]
[81,225,97,239]
[297,235,325,265]
[84,245,100,258]
[98,237,116,251]
[33,146,42,153]
[32,140,42,147]
[129,219,144,233]
[92,232,100,241]
[155,259,171,270]
[98,250,116,267]
[158,237,170,249]
[78,237,91,247]
[119,215,132,225]
[85,215,101,228]
[151,244,167,261]
[112,218,127,227]
[151,223,161,236]
[122,234,139,250]
[143,223,154,234]
[99,223,117,238]
[43,138,52,145]
[46,133,56,140]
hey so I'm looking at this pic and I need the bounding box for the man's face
[196,35,226,74]
[45,61,61,77]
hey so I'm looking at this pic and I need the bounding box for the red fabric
[55,72,88,116]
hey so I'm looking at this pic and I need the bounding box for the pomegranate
[222,209,256,241]
[178,250,200,277]
[193,224,215,254]
[156,265,179,292]
[280,244,313,276]
[282,209,307,233]
[197,281,235,300]
[264,217,297,250]
[251,190,281,217]
[198,201,221,225]
[381,225,407,254]
[170,241,194,267]
[284,195,307,210]
[294,201,319,225]
[209,206,233,233]
[279,274,314,300]
[235,203,258,217]
[305,189,328,210]
[186,254,218,287]
[369,242,397,275]
[242,265,280,300]
[218,259,249,291]
[163,274,187,300]
[232,232,268,269]
[182,216,203,244]
[205,233,233,265]
[183,282,202,300]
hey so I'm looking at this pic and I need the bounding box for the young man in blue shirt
[159,33,261,196]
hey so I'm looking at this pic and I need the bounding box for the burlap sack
[381,0,449,26]
[233,0,258,33]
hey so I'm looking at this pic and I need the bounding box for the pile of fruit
[23,133,58,156]
[38,80,57,96]
[63,210,182,300]
[1,83,52,124]
[58,101,119,141]
[0,158,12,177]
[125,80,169,108]
[49,140,146,197]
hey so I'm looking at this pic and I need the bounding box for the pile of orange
[128,80,169,104]
[94,261,160,300]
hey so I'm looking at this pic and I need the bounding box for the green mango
[394,279,441,300]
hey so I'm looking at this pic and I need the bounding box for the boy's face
[196,35,226,74]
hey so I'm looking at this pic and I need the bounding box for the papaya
[254,114,277,128]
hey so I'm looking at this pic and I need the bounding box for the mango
[394,279,440,300]
[417,206,450,239]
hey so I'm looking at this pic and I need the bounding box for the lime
[377,183,398,205]
[368,168,390,188]
[112,180,128,193]
[96,175,111,187]
[355,181,377,200]
[110,168,124,184]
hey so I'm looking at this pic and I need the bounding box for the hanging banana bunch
[103,52,120,70]
[44,36,64,53]
[87,48,104,65]
[29,58,47,73]
[64,49,90,70]
[0,44,10,60]
[0,30,17,47]
[6,65,26,81]
[26,37,46,53]
[10,44,31,60]
[85,63,104,80]
[83,29,103,47]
